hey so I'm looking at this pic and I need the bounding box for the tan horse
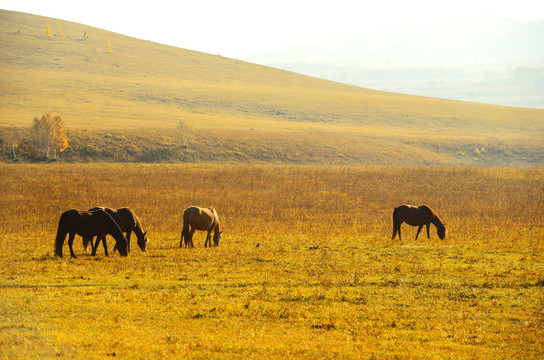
[392,204,446,241]
[180,206,222,248]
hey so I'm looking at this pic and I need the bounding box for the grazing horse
[392,204,446,241]
[180,206,222,248]
[54,209,128,258]
[86,207,149,253]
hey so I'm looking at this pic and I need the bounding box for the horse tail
[180,211,189,247]
[392,206,399,240]
[54,212,68,257]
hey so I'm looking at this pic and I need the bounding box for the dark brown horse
[54,209,128,258]
[392,204,446,241]
[180,206,222,248]
[86,207,149,253]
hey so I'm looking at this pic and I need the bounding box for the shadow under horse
[180,206,222,248]
[87,207,149,253]
[392,204,446,241]
[54,209,128,258]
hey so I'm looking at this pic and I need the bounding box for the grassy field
[1,10,543,166]
[0,163,542,359]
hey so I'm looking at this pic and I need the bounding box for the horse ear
[220,231,224,235]
[143,231,148,236]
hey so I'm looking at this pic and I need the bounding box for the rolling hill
[1,10,543,165]
[243,18,544,108]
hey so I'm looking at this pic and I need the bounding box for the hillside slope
[243,18,544,108]
[1,10,543,165]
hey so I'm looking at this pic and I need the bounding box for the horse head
[213,231,223,246]
[437,225,447,240]
[137,231,149,252]
[117,235,129,256]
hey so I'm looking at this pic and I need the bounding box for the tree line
[5,113,68,161]
[2,117,196,163]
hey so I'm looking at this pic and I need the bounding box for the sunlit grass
[0,164,542,358]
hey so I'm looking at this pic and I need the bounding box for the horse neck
[132,213,144,237]
[432,214,444,229]
[103,213,125,242]
[210,209,220,233]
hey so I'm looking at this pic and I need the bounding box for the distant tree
[32,113,68,160]
[32,115,50,158]
[178,120,193,148]
[45,25,53,38]
[51,115,69,159]
[106,40,112,53]
[83,31,89,40]
[7,127,19,161]
[57,28,66,40]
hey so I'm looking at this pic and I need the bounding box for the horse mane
[208,206,221,232]
[421,204,445,229]
[128,208,145,235]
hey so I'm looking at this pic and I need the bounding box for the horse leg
[91,235,101,256]
[415,225,423,240]
[188,228,195,248]
[126,230,132,253]
[205,231,211,248]
[102,236,109,256]
[392,207,399,240]
[426,224,431,239]
[83,236,93,253]
[68,233,77,258]
[181,225,190,248]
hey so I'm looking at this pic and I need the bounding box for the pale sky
[1,0,543,57]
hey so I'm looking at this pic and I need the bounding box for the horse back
[418,204,438,220]
[91,209,126,239]
[89,206,135,233]
[396,204,434,226]
[58,209,81,233]
[184,206,216,231]
[59,209,106,237]
[115,207,138,232]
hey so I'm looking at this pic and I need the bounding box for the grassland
[0,163,542,359]
[1,9,543,359]
[1,10,543,166]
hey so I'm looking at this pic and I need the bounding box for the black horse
[87,207,149,253]
[54,209,128,258]
[392,204,446,241]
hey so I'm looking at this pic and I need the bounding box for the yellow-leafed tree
[57,28,66,40]
[52,114,68,159]
[32,113,68,160]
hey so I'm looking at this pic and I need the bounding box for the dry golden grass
[0,164,543,359]
[1,9,543,137]
[1,10,543,166]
